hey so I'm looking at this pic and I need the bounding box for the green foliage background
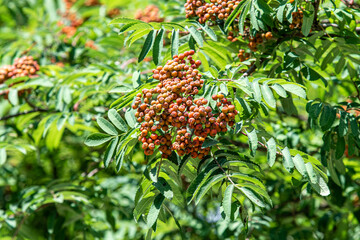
[0,0,360,239]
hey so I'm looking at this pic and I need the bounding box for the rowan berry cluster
[132,50,237,159]
[63,0,76,9]
[237,49,250,62]
[289,8,303,30]
[58,8,83,38]
[59,0,120,39]
[85,40,97,50]
[135,5,164,23]
[185,0,241,24]
[107,8,121,18]
[84,0,100,7]
[0,56,40,84]
[231,31,272,62]
[247,32,273,51]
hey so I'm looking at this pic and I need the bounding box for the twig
[24,97,48,112]
[12,203,53,239]
[20,42,37,56]
[0,109,49,121]
[212,151,244,193]
[313,0,320,27]
[120,57,137,69]
[217,79,233,81]
[352,80,360,101]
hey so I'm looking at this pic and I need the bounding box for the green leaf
[97,117,118,135]
[153,28,165,65]
[308,102,323,119]
[301,4,314,36]
[224,0,245,31]
[139,30,156,62]
[271,84,287,98]
[281,84,306,99]
[153,177,174,200]
[202,138,219,148]
[350,116,359,137]
[261,83,276,108]
[277,2,286,23]
[239,187,266,208]
[84,133,113,147]
[319,106,336,131]
[266,138,276,167]
[108,109,128,132]
[125,109,137,128]
[335,137,345,159]
[171,29,179,57]
[301,65,324,81]
[129,29,152,46]
[201,24,217,41]
[246,129,258,157]
[186,158,227,204]
[122,22,153,33]
[282,147,294,173]
[327,157,341,186]
[305,162,318,184]
[8,89,19,105]
[195,173,226,205]
[203,47,227,69]
[236,97,252,117]
[250,4,259,31]
[104,136,119,167]
[293,154,307,178]
[209,65,219,79]
[109,17,144,25]
[310,176,330,196]
[222,184,234,221]
[147,194,165,228]
[188,26,203,48]
[56,115,67,131]
[0,148,6,165]
[219,83,229,96]
[335,56,346,74]
[348,134,355,156]
[115,147,126,172]
[239,1,251,35]
[251,80,262,102]
[134,194,155,221]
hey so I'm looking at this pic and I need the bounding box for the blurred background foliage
[0,0,359,239]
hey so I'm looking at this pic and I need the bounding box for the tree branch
[0,109,49,121]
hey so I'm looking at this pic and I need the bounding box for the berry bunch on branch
[135,5,164,23]
[185,0,241,24]
[0,56,40,84]
[289,8,304,29]
[132,50,237,159]
[0,56,40,99]
[59,0,120,39]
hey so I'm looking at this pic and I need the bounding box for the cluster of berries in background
[185,0,241,24]
[289,8,304,29]
[0,56,39,99]
[135,5,164,23]
[58,0,84,38]
[0,56,39,84]
[184,0,306,64]
[59,0,121,39]
[132,51,237,159]
[236,31,273,61]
